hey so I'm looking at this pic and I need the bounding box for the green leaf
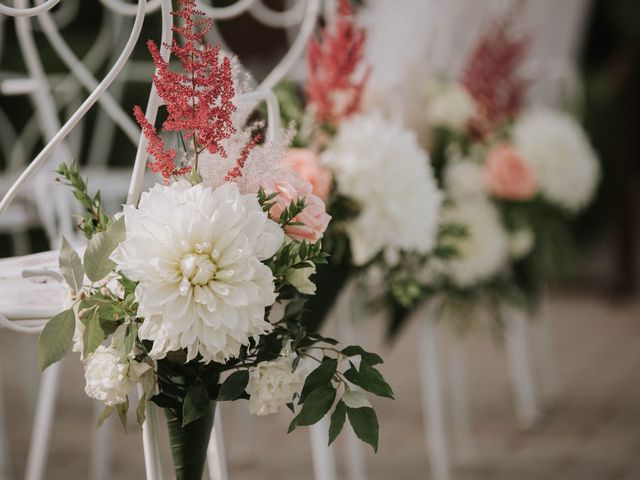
[83,307,107,358]
[84,216,125,282]
[149,393,181,409]
[59,237,84,292]
[344,362,394,399]
[124,323,138,357]
[38,309,75,371]
[300,358,337,403]
[328,400,347,445]
[341,345,384,365]
[218,370,249,401]
[116,398,129,431]
[346,406,379,452]
[183,382,210,427]
[137,392,147,426]
[291,385,336,428]
[96,405,115,428]
[342,391,372,409]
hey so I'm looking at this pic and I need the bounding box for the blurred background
[1,0,639,479]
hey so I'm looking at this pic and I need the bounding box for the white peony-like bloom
[443,159,486,200]
[513,109,600,212]
[112,182,284,363]
[321,112,442,266]
[247,350,306,416]
[441,198,510,288]
[425,80,477,131]
[287,263,316,295]
[84,346,133,406]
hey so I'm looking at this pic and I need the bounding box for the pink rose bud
[484,144,537,200]
[282,148,333,202]
[262,173,331,243]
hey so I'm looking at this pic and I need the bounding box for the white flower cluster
[321,112,441,266]
[513,108,600,213]
[247,351,306,416]
[425,79,477,131]
[112,182,284,363]
[84,346,134,406]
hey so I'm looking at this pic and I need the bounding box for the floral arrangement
[37,2,392,478]
[386,11,600,333]
[272,0,442,333]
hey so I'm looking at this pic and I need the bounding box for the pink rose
[262,173,331,243]
[282,148,333,202]
[484,144,537,200]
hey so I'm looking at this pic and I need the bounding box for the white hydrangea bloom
[513,109,600,212]
[426,80,477,131]
[321,112,442,266]
[247,351,306,416]
[84,346,134,406]
[112,182,284,363]
[441,198,510,288]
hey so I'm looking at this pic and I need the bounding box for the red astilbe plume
[306,0,371,125]
[461,9,530,137]
[224,134,264,181]
[134,106,191,183]
[135,0,237,171]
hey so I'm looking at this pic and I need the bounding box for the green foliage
[344,362,394,399]
[217,370,250,401]
[182,382,209,427]
[83,216,125,282]
[299,357,337,403]
[37,309,75,371]
[341,345,383,366]
[346,406,379,452]
[328,400,347,445]
[81,306,108,358]
[289,385,336,430]
[56,162,110,238]
[59,237,84,292]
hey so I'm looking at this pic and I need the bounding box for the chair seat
[0,250,66,321]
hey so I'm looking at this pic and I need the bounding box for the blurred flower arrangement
[386,11,600,334]
[36,2,392,478]
[272,0,442,334]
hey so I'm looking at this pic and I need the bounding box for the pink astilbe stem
[306,0,370,125]
[224,134,264,181]
[461,8,530,137]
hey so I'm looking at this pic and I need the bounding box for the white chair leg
[337,288,367,480]
[503,305,540,430]
[309,417,337,480]
[141,391,164,480]
[419,311,452,480]
[531,292,563,406]
[207,407,229,480]
[0,367,10,480]
[447,338,476,463]
[25,361,61,480]
[89,401,112,480]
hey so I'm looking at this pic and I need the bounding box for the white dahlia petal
[113,182,283,363]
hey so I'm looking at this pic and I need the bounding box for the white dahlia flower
[321,112,442,266]
[84,346,134,406]
[112,182,284,363]
[513,109,600,212]
[247,350,306,416]
[441,198,510,288]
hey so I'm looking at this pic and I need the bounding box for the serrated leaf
[342,391,372,409]
[83,307,107,358]
[344,362,394,399]
[218,370,249,401]
[183,381,210,427]
[38,309,75,371]
[341,345,384,365]
[292,385,335,427]
[59,237,84,292]
[328,400,347,445]
[300,358,337,403]
[346,406,379,452]
[84,216,125,282]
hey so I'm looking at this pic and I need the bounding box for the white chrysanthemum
[443,159,485,200]
[425,80,477,131]
[321,112,442,266]
[441,198,510,288]
[112,182,284,363]
[247,351,306,416]
[513,109,600,212]
[84,346,133,406]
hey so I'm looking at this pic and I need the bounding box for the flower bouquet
[271,0,442,334]
[385,11,600,334]
[37,2,392,478]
